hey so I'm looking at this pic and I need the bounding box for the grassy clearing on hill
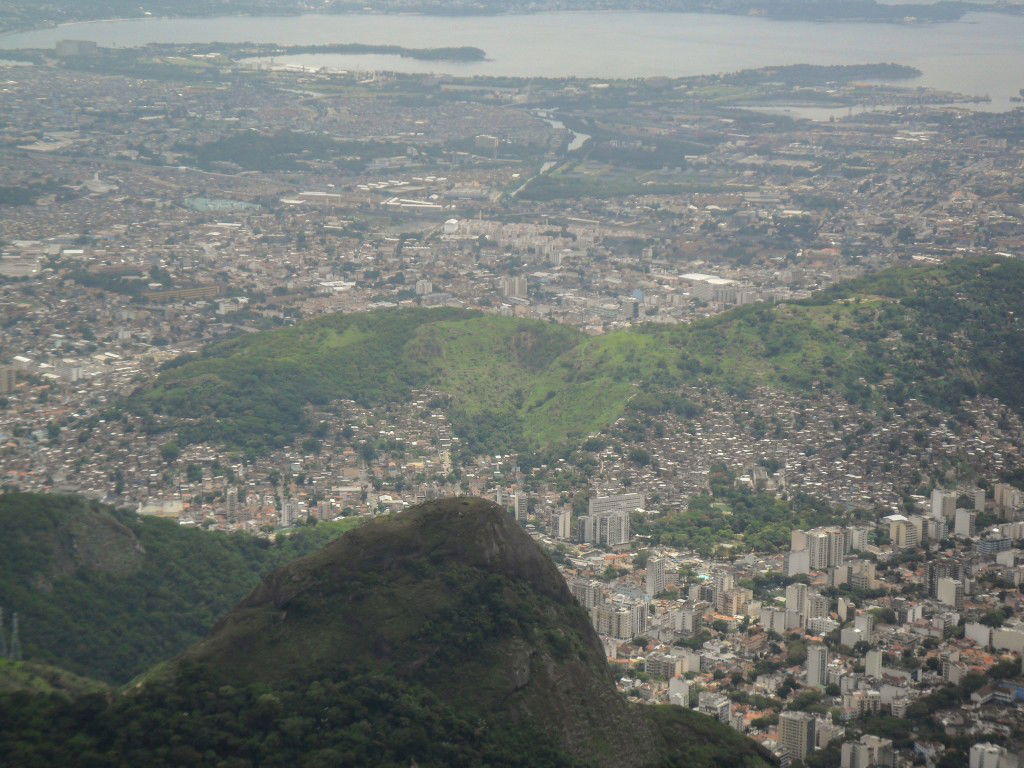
[133,256,1024,458]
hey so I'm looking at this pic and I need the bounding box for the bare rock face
[23,501,146,592]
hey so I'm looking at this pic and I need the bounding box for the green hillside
[135,307,587,454]
[0,498,774,768]
[0,659,108,699]
[166,497,772,767]
[0,492,358,683]
[134,255,1024,456]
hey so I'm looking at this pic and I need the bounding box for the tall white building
[698,691,731,722]
[854,612,876,639]
[807,527,846,570]
[552,508,572,540]
[885,515,923,550]
[646,557,667,597]
[791,526,847,573]
[994,484,1023,512]
[937,577,965,610]
[974,488,987,512]
[970,742,1015,768]
[590,601,646,640]
[807,643,828,688]
[675,606,702,636]
[865,649,883,678]
[713,570,734,598]
[569,578,603,609]
[931,488,957,520]
[588,493,643,516]
[225,486,240,523]
[779,711,816,763]
[841,735,894,768]
[846,525,870,552]
[784,582,828,628]
[807,592,830,621]
[786,583,808,616]
[579,510,631,547]
[510,493,529,524]
[955,509,977,538]
[500,275,528,300]
[579,493,641,547]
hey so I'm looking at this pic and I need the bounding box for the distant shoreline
[1,1,1022,39]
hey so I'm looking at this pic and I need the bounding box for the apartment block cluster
[577,492,641,548]
[525,475,1024,767]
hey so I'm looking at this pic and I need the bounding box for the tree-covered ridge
[0,664,770,768]
[636,256,1024,410]
[133,256,1024,457]
[0,669,579,768]
[134,308,586,454]
[0,497,773,768]
[0,659,109,699]
[162,498,772,768]
[801,254,1024,412]
[0,492,357,683]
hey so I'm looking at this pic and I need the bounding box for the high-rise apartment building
[954,509,977,538]
[779,711,816,763]
[579,510,631,547]
[590,601,646,640]
[807,643,828,688]
[552,508,572,540]
[791,526,847,573]
[969,743,1013,768]
[0,366,14,395]
[225,486,240,523]
[578,493,641,547]
[927,558,963,598]
[886,515,922,550]
[711,570,736,612]
[510,493,529,524]
[588,493,644,516]
[646,557,667,597]
[675,606,703,636]
[720,588,753,616]
[994,484,1023,512]
[974,488,986,512]
[569,578,603,610]
[807,592,830,621]
[785,583,808,616]
[846,525,870,552]
[937,577,964,610]
[931,488,957,520]
[841,735,894,768]
[865,649,883,679]
[500,275,528,300]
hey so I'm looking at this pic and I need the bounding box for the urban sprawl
[2,41,1024,768]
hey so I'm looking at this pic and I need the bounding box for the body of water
[2,11,1022,110]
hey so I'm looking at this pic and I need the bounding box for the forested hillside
[0,498,774,768]
[132,256,1024,459]
[0,492,357,682]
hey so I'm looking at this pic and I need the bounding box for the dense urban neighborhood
[2,31,1024,768]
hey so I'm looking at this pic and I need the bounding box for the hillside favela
[1,0,1023,765]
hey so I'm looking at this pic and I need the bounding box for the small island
[190,41,487,63]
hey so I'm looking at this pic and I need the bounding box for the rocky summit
[168,497,774,768]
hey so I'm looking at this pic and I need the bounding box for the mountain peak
[167,497,773,767]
